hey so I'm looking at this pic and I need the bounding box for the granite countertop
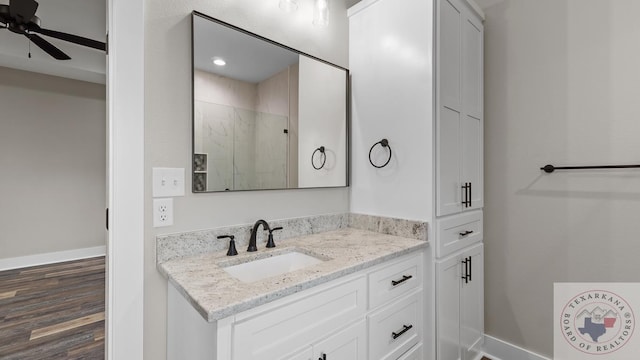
[158,228,428,322]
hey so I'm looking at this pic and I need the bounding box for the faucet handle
[218,235,238,256]
[266,227,283,248]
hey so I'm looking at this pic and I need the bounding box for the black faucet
[247,219,271,252]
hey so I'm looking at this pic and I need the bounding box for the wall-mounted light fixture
[279,0,298,12]
[278,0,329,26]
[313,0,329,26]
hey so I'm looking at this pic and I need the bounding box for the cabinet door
[397,344,423,360]
[233,277,366,359]
[281,347,313,360]
[437,0,484,216]
[436,255,461,360]
[460,13,483,211]
[460,243,484,360]
[313,320,367,360]
[436,0,463,217]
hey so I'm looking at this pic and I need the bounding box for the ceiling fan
[0,0,106,60]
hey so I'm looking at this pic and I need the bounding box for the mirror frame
[191,11,350,193]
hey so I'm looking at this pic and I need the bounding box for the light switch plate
[152,168,185,197]
[153,198,174,227]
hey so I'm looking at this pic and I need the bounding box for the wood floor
[0,257,105,359]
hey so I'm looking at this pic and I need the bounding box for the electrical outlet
[152,168,185,198]
[153,198,174,227]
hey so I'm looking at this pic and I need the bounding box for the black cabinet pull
[391,275,413,286]
[465,183,469,207]
[319,354,326,360]
[461,182,472,208]
[459,230,474,237]
[461,256,472,283]
[392,324,413,339]
[461,258,468,283]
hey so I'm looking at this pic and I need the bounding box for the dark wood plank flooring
[0,257,105,359]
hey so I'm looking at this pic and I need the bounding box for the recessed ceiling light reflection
[212,57,226,66]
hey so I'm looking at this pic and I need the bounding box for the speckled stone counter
[158,227,428,322]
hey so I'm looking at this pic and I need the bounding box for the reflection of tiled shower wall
[254,113,287,189]
[194,101,234,191]
[233,107,258,190]
[255,68,291,190]
[194,68,294,190]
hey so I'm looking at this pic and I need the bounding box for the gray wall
[0,67,106,260]
[477,0,640,356]
[144,1,349,359]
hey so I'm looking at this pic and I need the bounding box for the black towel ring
[312,146,327,170]
[369,139,392,168]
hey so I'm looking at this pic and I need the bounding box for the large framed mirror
[192,11,349,193]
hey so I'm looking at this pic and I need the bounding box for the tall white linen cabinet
[349,0,485,359]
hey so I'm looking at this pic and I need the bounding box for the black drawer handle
[391,275,413,286]
[459,230,474,237]
[392,324,413,339]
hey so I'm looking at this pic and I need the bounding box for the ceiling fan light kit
[0,0,106,60]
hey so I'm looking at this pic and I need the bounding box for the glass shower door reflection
[194,101,289,191]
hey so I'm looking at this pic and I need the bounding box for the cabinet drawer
[368,291,423,360]
[233,276,367,360]
[398,343,423,360]
[369,253,423,309]
[436,211,482,258]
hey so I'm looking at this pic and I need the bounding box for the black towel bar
[541,164,640,173]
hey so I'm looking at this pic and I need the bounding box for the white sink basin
[223,251,324,283]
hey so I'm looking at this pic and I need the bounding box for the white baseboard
[480,334,551,360]
[0,246,106,271]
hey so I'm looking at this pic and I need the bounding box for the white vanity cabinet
[436,243,484,360]
[436,0,484,217]
[167,250,425,360]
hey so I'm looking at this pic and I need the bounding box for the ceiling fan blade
[26,33,71,60]
[9,0,39,24]
[33,28,106,51]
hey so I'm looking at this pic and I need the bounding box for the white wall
[144,1,349,359]
[0,66,106,260]
[298,55,348,188]
[349,0,434,222]
[477,0,640,356]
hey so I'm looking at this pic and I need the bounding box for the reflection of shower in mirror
[192,11,348,192]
